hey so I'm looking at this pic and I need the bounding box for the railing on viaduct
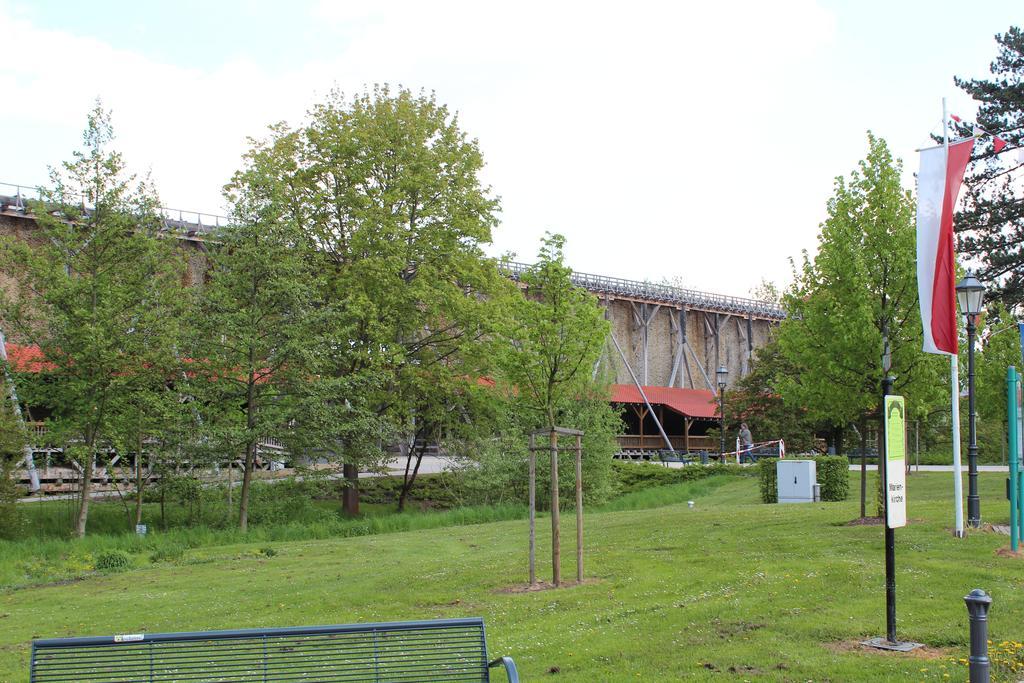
[0,181,227,234]
[501,261,785,319]
[2,180,785,320]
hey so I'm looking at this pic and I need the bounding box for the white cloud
[3,0,948,299]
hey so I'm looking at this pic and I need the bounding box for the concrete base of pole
[861,637,924,652]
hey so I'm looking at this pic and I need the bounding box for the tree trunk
[550,428,560,587]
[133,432,145,527]
[134,461,144,527]
[75,454,93,538]
[859,415,868,518]
[575,433,583,584]
[832,424,846,456]
[238,372,258,532]
[528,435,536,587]
[875,406,885,517]
[342,463,360,516]
[398,434,427,512]
[238,441,256,532]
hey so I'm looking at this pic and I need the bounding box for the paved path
[849,464,1009,473]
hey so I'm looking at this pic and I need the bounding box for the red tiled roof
[2,343,272,383]
[610,384,719,419]
[2,343,55,373]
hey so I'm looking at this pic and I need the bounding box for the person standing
[738,423,754,462]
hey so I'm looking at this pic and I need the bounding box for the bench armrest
[489,656,520,683]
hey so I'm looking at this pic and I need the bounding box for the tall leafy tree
[0,104,185,536]
[243,86,511,514]
[190,138,327,532]
[776,134,947,514]
[954,27,1024,307]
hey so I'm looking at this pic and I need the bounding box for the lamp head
[955,271,985,318]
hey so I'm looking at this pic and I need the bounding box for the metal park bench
[656,450,694,465]
[846,448,879,464]
[30,617,520,682]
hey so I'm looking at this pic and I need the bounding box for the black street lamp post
[717,365,728,459]
[956,271,985,529]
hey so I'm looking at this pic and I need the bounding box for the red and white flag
[916,138,974,355]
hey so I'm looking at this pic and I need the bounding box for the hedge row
[610,460,753,496]
[757,456,849,504]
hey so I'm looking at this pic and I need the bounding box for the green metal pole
[1008,366,1019,552]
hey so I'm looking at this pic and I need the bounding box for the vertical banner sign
[885,396,908,528]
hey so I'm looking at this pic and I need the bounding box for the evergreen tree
[954,27,1024,307]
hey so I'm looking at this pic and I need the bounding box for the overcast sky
[0,0,1018,297]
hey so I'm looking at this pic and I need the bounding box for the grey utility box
[777,459,817,504]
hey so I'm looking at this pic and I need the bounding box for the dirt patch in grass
[825,640,953,659]
[994,546,1024,559]
[844,516,884,526]
[711,618,765,638]
[497,578,602,593]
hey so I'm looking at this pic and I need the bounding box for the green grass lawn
[2,471,1021,681]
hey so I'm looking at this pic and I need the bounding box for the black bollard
[964,589,992,683]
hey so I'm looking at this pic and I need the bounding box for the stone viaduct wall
[602,298,777,391]
[503,263,784,391]
[1,204,784,390]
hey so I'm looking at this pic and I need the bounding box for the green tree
[389,349,500,513]
[954,27,1024,308]
[776,134,947,515]
[190,138,328,532]
[973,301,1022,462]
[724,340,822,454]
[106,373,196,527]
[0,398,27,539]
[241,86,510,515]
[0,104,186,536]
[498,234,610,430]
[496,233,613,586]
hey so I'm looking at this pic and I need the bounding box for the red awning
[610,384,719,419]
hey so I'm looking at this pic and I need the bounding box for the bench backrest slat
[31,618,490,682]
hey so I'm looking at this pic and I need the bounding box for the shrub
[612,460,751,498]
[759,456,848,503]
[0,460,26,540]
[813,456,849,501]
[259,546,277,557]
[95,550,131,572]
[0,403,28,540]
[758,458,779,503]
[149,543,186,564]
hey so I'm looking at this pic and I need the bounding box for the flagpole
[945,96,966,538]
